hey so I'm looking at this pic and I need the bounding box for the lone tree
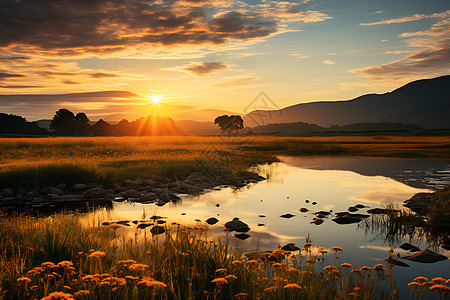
[50,108,76,135]
[214,115,244,135]
[74,112,91,135]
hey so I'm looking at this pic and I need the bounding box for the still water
[91,156,450,297]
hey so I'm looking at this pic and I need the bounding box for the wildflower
[82,275,98,284]
[74,290,89,298]
[113,277,127,286]
[284,283,302,289]
[40,291,75,300]
[42,262,56,268]
[273,263,282,268]
[306,259,313,263]
[430,284,449,291]
[235,293,248,299]
[288,268,300,276]
[414,276,428,282]
[232,260,243,266]
[373,264,387,271]
[17,277,31,284]
[246,260,258,265]
[211,278,228,284]
[331,246,343,252]
[264,286,277,293]
[351,269,361,273]
[100,273,111,279]
[360,266,371,271]
[408,282,422,287]
[340,263,352,268]
[445,279,450,284]
[225,275,237,281]
[324,266,335,272]
[63,286,71,290]
[117,259,137,265]
[58,261,73,268]
[99,281,110,287]
[88,251,106,259]
[431,277,446,283]
[304,243,313,248]
[215,268,227,276]
[125,276,139,281]
[129,263,148,272]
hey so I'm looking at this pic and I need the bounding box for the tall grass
[0,212,420,299]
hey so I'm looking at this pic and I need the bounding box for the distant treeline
[252,121,422,134]
[0,113,48,135]
[1,109,179,136]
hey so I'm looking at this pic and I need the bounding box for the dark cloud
[0,85,40,89]
[0,56,30,61]
[182,62,227,75]
[62,80,81,84]
[0,0,278,56]
[89,72,120,78]
[353,39,450,79]
[0,72,24,79]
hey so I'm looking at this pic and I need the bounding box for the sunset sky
[0,0,448,121]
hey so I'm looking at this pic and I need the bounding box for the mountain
[174,120,220,135]
[243,75,450,129]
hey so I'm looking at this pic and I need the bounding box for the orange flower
[88,251,106,259]
[408,282,422,287]
[215,268,227,276]
[129,263,148,272]
[125,276,139,281]
[414,276,428,282]
[431,277,446,283]
[235,293,248,299]
[41,262,56,268]
[57,261,73,268]
[273,263,282,267]
[351,269,361,273]
[284,283,302,289]
[360,266,371,271]
[331,246,343,252]
[232,260,243,265]
[304,243,313,248]
[340,263,352,268]
[429,284,449,291]
[225,275,237,281]
[211,278,228,284]
[288,268,300,275]
[17,277,31,284]
[40,291,75,300]
[373,264,387,271]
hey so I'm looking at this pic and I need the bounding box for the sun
[150,95,162,104]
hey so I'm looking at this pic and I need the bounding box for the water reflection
[85,156,449,297]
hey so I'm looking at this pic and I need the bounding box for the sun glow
[150,95,162,104]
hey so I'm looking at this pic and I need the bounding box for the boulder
[399,243,420,252]
[225,218,250,232]
[403,249,447,263]
[311,219,324,225]
[234,233,250,240]
[206,217,219,225]
[144,179,156,186]
[280,213,295,219]
[139,193,157,202]
[332,216,363,225]
[125,189,141,198]
[83,187,107,198]
[56,183,66,190]
[72,183,87,191]
[1,188,14,197]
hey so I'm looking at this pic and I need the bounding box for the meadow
[1,135,449,190]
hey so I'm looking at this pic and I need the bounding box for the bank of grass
[1,136,449,190]
[0,212,411,300]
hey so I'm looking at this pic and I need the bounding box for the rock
[144,179,156,186]
[47,194,60,200]
[315,211,331,216]
[386,257,410,267]
[280,213,295,219]
[156,201,166,206]
[367,208,391,214]
[137,223,152,229]
[102,222,110,226]
[234,233,251,240]
[134,178,144,185]
[139,193,157,202]
[281,243,299,251]
[56,183,66,190]
[311,202,317,205]
[72,183,88,191]
[32,197,46,204]
[347,206,358,212]
[225,218,250,232]
[316,214,326,219]
[311,219,324,225]
[26,191,39,198]
[299,208,309,212]
[48,187,64,195]
[125,189,141,198]
[206,217,219,225]
[257,223,265,226]
[150,226,165,235]
[355,204,366,209]
[258,215,266,218]
[1,188,14,197]
[83,187,107,198]
[403,249,448,263]
[305,200,310,203]
[215,203,220,207]
[399,243,420,252]
[332,216,363,225]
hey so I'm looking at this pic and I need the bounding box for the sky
[0,0,448,121]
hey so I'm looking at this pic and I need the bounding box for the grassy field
[1,135,449,190]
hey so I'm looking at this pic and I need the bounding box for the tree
[92,119,112,136]
[214,115,244,135]
[50,108,76,135]
[75,112,91,135]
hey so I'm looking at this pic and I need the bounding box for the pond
[89,156,450,298]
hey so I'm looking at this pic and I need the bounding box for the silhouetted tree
[50,108,76,135]
[75,112,91,135]
[0,113,48,135]
[92,119,112,136]
[214,115,244,135]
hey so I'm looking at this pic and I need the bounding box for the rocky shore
[0,171,265,213]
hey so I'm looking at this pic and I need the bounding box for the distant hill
[243,75,450,129]
[252,121,323,133]
[174,120,220,135]
[36,119,52,130]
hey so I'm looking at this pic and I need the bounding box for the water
[90,156,450,297]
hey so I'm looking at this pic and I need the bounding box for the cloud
[162,62,228,76]
[360,10,450,26]
[323,60,335,65]
[385,50,414,54]
[214,75,261,88]
[89,72,120,79]
[366,11,385,15]
[0,72,24,80]
[290,53,309,59]
[0,0,330,58]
